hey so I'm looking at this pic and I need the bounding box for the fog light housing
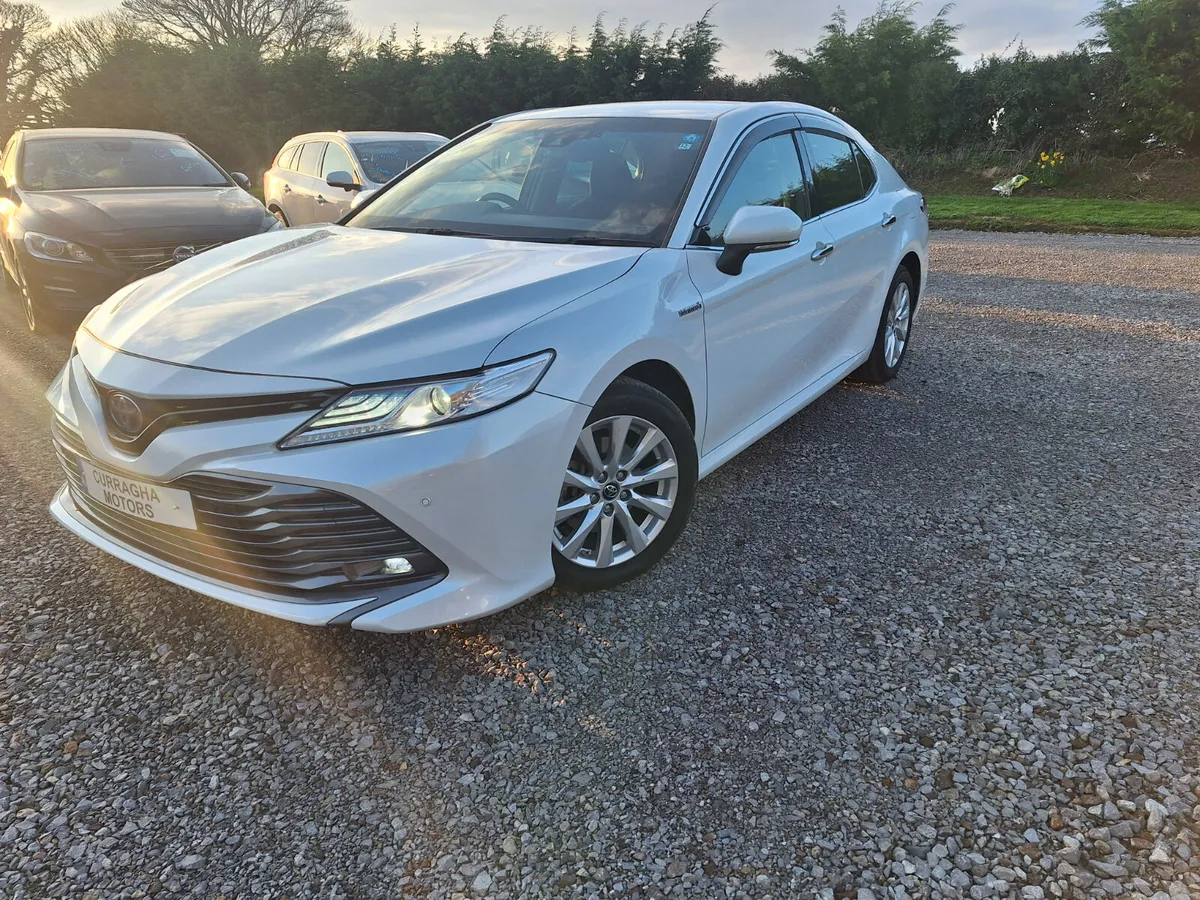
[381,557,413,575]
[343,555,417,582]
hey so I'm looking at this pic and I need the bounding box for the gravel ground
[2,230,1199,900]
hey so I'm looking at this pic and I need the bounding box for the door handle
[811,243,835,261]
[316,196,328,205]
[881,213,897,228]
[282,184,291,193]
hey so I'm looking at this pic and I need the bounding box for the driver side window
[701,132,806,246]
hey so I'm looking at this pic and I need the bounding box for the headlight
[280,351,554,449]
[25,232,93,263]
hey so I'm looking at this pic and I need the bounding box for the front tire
[855,266,915,384]
[13,261,62,334]
[552,377,697,592]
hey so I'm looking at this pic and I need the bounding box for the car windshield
[346,117,711,246]
[352,139,445,184]
[21,137,229,191]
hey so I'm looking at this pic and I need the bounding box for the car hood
[84,226,645,385]
[20,187,271,244]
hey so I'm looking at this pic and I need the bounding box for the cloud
[343,0,1099,75]
[37,0,1099,76]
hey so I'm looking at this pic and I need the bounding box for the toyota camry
[47,101,928,632]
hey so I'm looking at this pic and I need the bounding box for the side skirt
[697,349,870,480]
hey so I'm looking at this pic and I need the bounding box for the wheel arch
[611,359,696,433]
[899,250,922,306]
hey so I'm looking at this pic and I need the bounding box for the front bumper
[48,350,590,632]
[21,255,132,314]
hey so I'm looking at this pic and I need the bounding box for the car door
[288,142,327,225]
[317,140,360,222]
[265,144,300,219]
[799,125,896,366]
[685,120,841,456]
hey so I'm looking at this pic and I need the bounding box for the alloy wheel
[883,280,911,368]
[17,267,37,332]
[553,415,679,569]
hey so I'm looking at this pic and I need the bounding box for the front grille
[53,420,445,601]
[89,378,342,456]
[103,241,226,272]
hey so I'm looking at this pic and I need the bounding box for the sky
[38,0,1100,77]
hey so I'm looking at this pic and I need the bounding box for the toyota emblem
[108,393,144,436]
[172,245,197,263]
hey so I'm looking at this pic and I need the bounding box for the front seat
[569,152,636,221]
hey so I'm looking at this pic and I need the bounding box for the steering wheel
[478,192,527,213]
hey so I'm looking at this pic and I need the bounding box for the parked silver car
[263,131,447,225]
[49,101,928,632]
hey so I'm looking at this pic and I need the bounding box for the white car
[263,130,447,225]
[47,101,928,632]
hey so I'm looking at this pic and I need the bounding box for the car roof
[285,131,448,145]
[20,127,193,142]
[495,100,835,126]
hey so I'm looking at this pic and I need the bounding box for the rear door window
[277,145,299,170]
[296,142,326,177]
[805,131,866,216]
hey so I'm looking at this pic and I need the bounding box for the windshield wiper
[549,235,653,247]
[378,226,499,238]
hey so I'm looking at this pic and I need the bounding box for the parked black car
[0,127,280,332]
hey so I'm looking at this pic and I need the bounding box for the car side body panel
[486,249,709,445]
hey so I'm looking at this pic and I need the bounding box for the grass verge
[927,195,1200,237]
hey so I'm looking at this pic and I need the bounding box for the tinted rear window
[852,142,876,194]
[352,140,445,184]
[806,131,865,215]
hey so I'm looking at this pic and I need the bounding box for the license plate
[78,461,198,530]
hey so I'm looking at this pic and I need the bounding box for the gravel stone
[2,232,1199,899]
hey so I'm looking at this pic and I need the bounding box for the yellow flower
[1040,152,1049,161]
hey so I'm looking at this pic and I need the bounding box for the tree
[41,12,145,103]
[1,0,53,133]
[769,2,962,149]
[1086,0,1200,151]
[949,47,1131,153]
[119,0,352,56]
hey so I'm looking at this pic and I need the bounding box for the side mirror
[716,205,803,276]
[349,188,376,211]
[230,172,251,190]
[326,171,361,192]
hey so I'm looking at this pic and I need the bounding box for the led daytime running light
[280,351,553,449]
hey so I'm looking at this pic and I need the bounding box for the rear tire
[269,206,289,227]
[854,266,915,384]
[552,377,697,592]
